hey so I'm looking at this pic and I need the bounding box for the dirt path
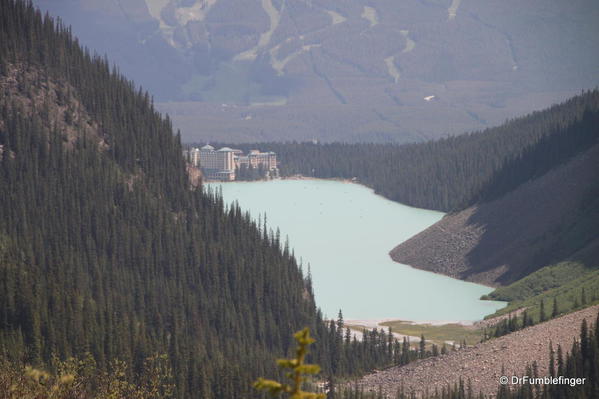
[355,305,599,397]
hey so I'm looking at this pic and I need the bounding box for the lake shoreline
[346,318,475,328]
[344,318,481,346]
[279,174,357,184]
[211,179,505,321]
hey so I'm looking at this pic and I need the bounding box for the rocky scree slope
[356,305,599,398]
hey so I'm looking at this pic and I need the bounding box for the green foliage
[486,263,599,324]
[0,1,321,397]
[481,261,599,339]
[236,163,269,181]
[255,328,325,399]
[486,261,593,302]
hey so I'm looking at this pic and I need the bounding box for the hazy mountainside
[32,0,599,143]
[224,89,599,212]
[387,93,599,286]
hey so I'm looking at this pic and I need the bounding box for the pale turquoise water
[209,179,505,321]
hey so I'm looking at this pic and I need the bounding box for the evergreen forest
[0,1,424,397]
[2,1,599,398]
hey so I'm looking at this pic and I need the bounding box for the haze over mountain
[32,0,599,143]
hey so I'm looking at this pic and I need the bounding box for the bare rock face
[186,164,202,188]
[356,305,599,398]
[0,63,106,151]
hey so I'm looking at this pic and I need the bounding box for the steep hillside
[0,2,320,397]
[32,0,599,142]
[390,140,599,286]
[2,3,445,397]
[356,305,599,398]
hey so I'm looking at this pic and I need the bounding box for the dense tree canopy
[2,2,598,397]
[0,1,437,397]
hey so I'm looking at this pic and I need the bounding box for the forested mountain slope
[390,139,599,286]
[1,2,445,397]
[386,91,599,288]
[0,2,319,397]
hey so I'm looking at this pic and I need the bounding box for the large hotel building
[184,145,277,181]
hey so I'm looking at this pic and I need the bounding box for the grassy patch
[378,321,483,346]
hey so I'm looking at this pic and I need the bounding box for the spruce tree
[540,300,547,322]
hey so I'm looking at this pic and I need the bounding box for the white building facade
[184,145,278,181]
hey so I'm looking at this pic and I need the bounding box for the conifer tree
[419,335,426,359]
[551,297,559,319]
[540,300,547,322]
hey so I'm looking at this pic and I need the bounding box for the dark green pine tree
[551,297,559,318]
[540,300,547,323]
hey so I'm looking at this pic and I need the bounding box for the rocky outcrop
[0,63,106,151]
[186,164,202,188]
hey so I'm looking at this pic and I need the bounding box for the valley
[210,179,505,321]
[2,1,598,398]
[31,0,599,143]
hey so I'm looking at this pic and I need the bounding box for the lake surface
[209,179,505,321]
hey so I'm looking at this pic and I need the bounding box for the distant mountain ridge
[32,0,599,143]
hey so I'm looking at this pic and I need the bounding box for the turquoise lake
[209,179,505,321]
